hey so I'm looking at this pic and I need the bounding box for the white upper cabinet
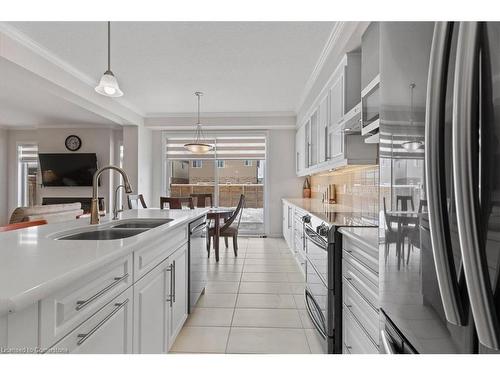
[295,52,377,176]
[296,125,306,174]
[329,74,344,127]
[318,96,329,163]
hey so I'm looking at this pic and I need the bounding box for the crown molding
[147,124,296,131]
[146,111,295,118]
[0,123,123,130]
[295,22,346,113]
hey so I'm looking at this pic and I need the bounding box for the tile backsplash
[310,165,379,213]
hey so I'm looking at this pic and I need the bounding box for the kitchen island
[0,208,208,353]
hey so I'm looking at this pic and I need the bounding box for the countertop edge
[0,210,208,317]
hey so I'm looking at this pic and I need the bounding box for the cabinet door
[310,110,319,166]
[295,125,306,174]
[318,96,329,163]
[133,259,170,354]
[169,244,188,348]
[304,120,311,168]
[50,288,133,354]
[282,202,288,239]
[329,124,344,160]
[329,74,344,127]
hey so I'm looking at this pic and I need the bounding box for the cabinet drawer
[342,253,378,309]
[134,225,188,281]
[343,235,378,274]
[40,255,132,348]
[343,277,379,344]
[343,307,379,354]
[47,288,133,354]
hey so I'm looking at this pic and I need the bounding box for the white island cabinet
[0,209,207,354]
[133,244,188,354]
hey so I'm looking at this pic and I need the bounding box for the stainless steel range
[302,212,377,353]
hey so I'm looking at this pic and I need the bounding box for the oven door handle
[304,225,328,250]
[304,289,327,339]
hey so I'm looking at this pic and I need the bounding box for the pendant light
[184,92,213,153]
[95,21,123,97]
[401,82,423,151]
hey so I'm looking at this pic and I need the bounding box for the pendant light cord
[107,21,111,72]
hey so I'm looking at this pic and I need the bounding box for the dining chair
[0,219,48,232]
[396,195,415,211]
[160,197,194,210]
[405,199,428,264]
[190,193,213,208]
[128,194,147,209]
[207,194,245,257]
[383,197,399,264]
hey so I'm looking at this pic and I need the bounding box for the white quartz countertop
[282,198,356,214]
[0,209,208,317]
[338,227,379,252]
[282,198,378,226]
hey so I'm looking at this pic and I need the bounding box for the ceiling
[5,21,335,119]
[0,60,115,127]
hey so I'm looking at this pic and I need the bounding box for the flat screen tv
[39,153,98,187]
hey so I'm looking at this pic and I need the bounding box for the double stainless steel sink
[56,218,174,240]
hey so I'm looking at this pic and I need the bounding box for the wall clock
[65,135,82,151]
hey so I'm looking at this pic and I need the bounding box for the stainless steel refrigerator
[378,21,500,354]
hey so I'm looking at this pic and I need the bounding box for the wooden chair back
[128,194,147,209]
[221,195,245,231]
[190,193,213,208]
[396,195,415,211]
[160,197,194,210]
[0,220,48,232]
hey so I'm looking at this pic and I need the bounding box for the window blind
[17,144,39,163]
[165,135,266,160]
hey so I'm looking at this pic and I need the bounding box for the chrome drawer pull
[172,260,176,303]
[76,299,129,346]
[166,264,173,305]
[76,273,129,311]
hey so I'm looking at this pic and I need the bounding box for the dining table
[386,210,420,270]
[206,208,234,262]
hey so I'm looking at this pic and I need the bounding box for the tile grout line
[224,241,247,353]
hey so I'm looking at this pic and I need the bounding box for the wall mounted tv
[39,153,98,187]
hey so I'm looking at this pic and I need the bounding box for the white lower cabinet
[48,288,133,354]
[133,243,188,353]
[168,244,188,349]
[341,229,379,354]
[133,258,171,354]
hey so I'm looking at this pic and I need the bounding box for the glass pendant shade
[95,22,123,97]
[184,142,212,153]
[401,140,423,151]
[95,70,123,97]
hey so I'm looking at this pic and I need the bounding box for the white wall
[0,128,8,225]
[122,126,153,207]
[6,127,123,219]
[266,129,303,237]
[151,130,163,207]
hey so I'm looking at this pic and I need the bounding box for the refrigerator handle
[453,21,500,350]
[425,21,467,326]
[380,330,396,354]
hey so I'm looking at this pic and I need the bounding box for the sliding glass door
[164,134,266,235]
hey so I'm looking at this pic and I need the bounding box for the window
[17,144,39,207]
[244,160,253,167]
[216,160,225,168]
[192,160,203,168]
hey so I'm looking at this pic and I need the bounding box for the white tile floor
[170,237,325,354]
